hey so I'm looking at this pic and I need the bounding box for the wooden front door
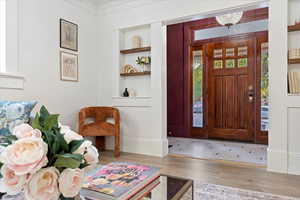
[206,38,255,142]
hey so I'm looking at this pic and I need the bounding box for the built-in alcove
[118,25,152,98]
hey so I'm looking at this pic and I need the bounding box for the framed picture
[60,19,78,51]
[60,51,78,82]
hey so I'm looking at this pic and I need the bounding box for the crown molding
[97,0,168,16]
[63,0,98,15]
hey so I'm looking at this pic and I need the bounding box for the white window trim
[0,0,24,90]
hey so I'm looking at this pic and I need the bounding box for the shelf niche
[119,24,151,98]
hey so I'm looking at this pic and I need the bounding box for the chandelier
[216,12,243,27]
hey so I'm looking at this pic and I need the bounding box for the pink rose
[25,167,60,200]
[60,125,83,144]
[59,168,84,198]
[13,124,42,139]
[1,137,48,175]
[0,165,28,195]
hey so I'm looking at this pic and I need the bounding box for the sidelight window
[192,49,204,128]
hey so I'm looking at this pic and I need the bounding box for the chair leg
[114,133,120,157]
[96,136,106,151]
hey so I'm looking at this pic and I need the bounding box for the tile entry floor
[168,137,267,165]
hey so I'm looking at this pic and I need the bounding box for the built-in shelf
[120,47,151,54]
[288,24,300,32]
[120,71,151,76]
[112,96,152,107]
[288,93,300,96]
[288,58,300,64]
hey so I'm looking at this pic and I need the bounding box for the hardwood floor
[100,151,300,198]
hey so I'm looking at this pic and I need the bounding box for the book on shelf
[288,71,300,94]
[80,162,160,200]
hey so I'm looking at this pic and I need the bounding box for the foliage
[261,52,269,102]
[136,56,151,65]
[193,64,203,101]
[31,106,86,171]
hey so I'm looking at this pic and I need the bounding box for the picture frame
[60,19,78,51]
[60,51,78,82]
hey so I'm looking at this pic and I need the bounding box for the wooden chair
[79,107,120,157]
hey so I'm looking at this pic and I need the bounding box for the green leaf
[31,113,42,130]
[54,154,82,169]
[69,140,85,153]
[56,153,83,161]
[57,132,69,152]
[52,137,60,155]
[43,131,55,146]
[44,114,59,131]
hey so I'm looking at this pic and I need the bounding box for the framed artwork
[60,51,78,82]
[60,19,78,51]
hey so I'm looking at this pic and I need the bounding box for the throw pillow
[0,101,37,136]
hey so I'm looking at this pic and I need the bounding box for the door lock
[248,85,254,103]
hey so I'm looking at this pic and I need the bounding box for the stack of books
[288,71,300,94]
[80,162,160,200]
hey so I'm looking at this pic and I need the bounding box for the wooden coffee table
[80,174,193,200]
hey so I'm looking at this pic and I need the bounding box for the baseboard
[267,148,288,174]
[288,152,300,175]
[105,136,168,157]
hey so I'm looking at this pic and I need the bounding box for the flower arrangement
[0,106,99,200]
[136,56,151,66]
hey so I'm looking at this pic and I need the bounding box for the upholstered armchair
[79,107,120,157]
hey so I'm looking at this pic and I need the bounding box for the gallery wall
[0,0,99,130]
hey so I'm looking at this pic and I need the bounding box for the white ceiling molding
[96,0,169,16]
[63,0,98,15]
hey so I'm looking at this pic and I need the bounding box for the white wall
[96,0,267,157]
[0,0,99,130]
[97,0,300,175]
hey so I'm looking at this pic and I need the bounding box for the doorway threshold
[168,137,267,166]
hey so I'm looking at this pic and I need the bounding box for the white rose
[60,125,83,144]
[2,137,48,175]
[74,141,99,165]
[13,124,42,139]
[0,165,28,195]
[84,145,99,165]
[59,168,84,198]
[25,167,60,200]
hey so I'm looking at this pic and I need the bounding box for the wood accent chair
[79,107,120,157]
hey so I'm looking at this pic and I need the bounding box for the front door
[206,37,255,142]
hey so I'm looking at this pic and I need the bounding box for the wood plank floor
[100,151,300,198]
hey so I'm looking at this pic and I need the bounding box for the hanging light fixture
[216,12,243,27]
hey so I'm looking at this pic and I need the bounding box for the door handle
[248,85,254,103]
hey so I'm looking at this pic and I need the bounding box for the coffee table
[80,174,193,200]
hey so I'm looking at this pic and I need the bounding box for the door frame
[189,31,268,144]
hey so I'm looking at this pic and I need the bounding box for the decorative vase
[123,88,129,97]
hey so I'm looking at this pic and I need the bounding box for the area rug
[168,137,267,165]
[193,181,300,200]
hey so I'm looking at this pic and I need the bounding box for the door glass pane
[261,43,269,131]
[226,59,235,68]
[226,48,235,57]
[238,58,248,68]
[213,49,222,58]
[238,46,248,56]
[214,60,223,69]
[192,50,203,128]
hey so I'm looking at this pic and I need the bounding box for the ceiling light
[216,12,243,27]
